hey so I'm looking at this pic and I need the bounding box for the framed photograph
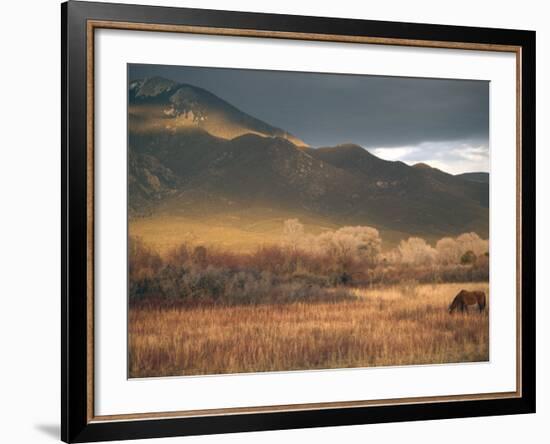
[62,1,535,442]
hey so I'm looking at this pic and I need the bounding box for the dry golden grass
[129,214,284,254]
[128,282,488,378]
[129,213,412,254]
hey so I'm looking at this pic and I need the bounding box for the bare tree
[436,237,461,265]
[317,226,381,271]
[283,218,305,252]
[398,237,438,266]
[456,232,489,257]
[435,232,488,265]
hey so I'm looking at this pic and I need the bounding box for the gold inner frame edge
[85,19,523,423]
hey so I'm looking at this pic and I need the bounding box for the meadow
[129,282,488,377]
[128,220,489,378]
[128,211,414,254]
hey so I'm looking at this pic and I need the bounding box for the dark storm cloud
[129,64,489,173]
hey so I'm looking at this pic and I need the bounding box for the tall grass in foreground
[129,282,489,377]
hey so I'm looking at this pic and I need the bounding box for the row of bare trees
[128,220,489,305]
[283,219,488,272]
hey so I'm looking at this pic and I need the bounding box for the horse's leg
[464,304,468,314]
[479,296,486,313]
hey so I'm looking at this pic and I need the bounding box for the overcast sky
[130,64,489,175]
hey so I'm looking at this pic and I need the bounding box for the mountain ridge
[455,172,490,184]
[128,78,489,239]
[129,76,307,147]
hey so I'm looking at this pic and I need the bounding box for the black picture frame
[62,1,536,442]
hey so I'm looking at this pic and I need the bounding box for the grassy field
[129,211,416,254]
[128,282,488,378]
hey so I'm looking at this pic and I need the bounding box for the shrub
[128,228,489,308]
[460,250,477,265]
[456,232,488,256]
[128,236,163,282]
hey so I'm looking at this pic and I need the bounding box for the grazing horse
[448,290,486,314]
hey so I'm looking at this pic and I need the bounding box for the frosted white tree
[436,237,461,265]
[283,218,305,252]
[398,237,438,266]
[456,232,489,256]
[317,226,381,270]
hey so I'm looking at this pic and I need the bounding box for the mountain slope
[306,144,488,236]
[128,79,489,239]
[130,135,488,237]
[309,147,487,208]
[456,172,490,184]
[129,77,307,146]
[130,131,364,215]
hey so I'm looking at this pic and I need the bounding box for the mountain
[455,172,490,184]
[128,77,489,240]
[305,144,488,235]
[129,77,307,147]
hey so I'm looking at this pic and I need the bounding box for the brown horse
[448,290,486,314]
